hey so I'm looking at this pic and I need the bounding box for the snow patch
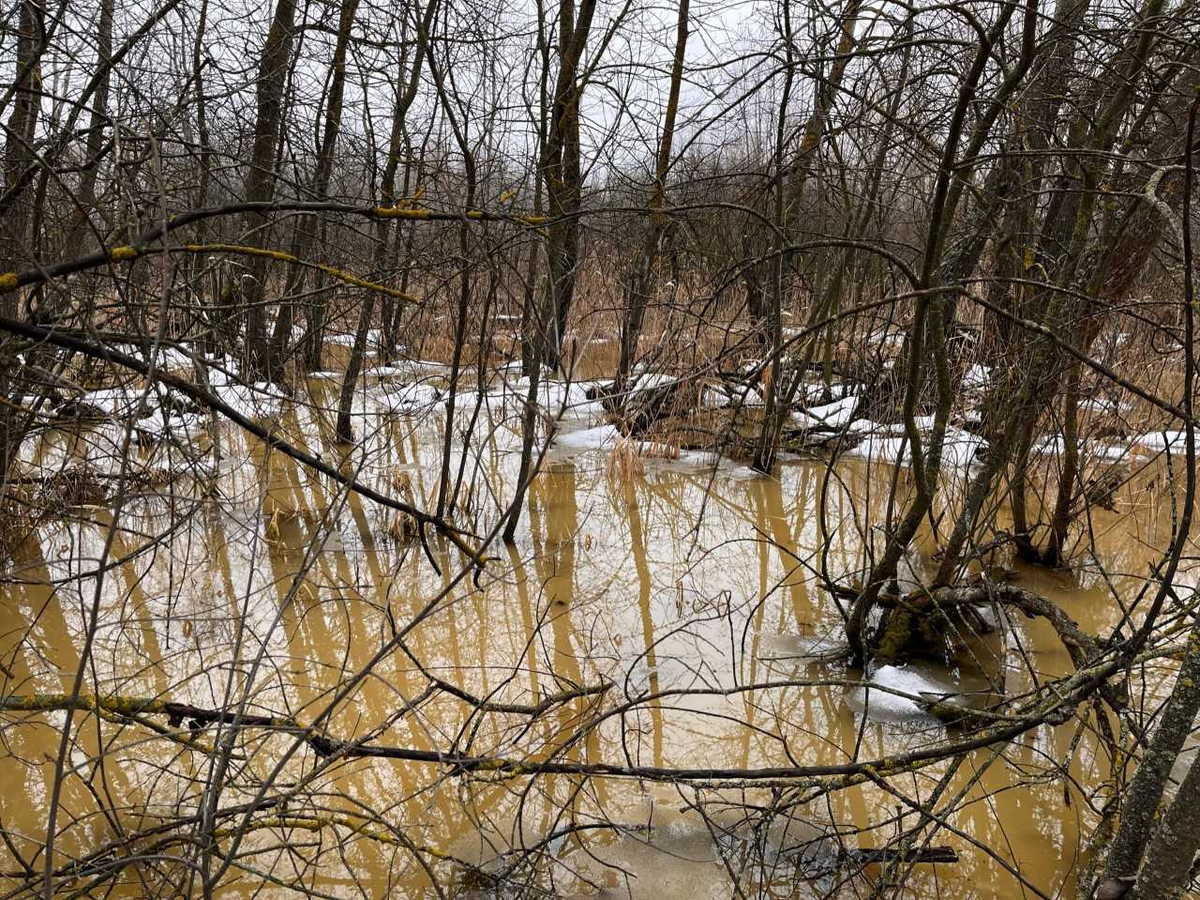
[326,329,382,347]
[1133,430,1200,454]
[489,377,607,418]
[845,664,957,722]
[135,409,208,440]
[727,465,766,480]
[1031,435,1132,461]
[792,395,861,430]
[367,382,442,413]
[628,371,681,393]
[962,364,991,391]
[636,444,720,471]
[75,387,153,417]
[702,382,763,409]
[1080,396,1132,414]
[553,424,619,453]
[223,383,285,420]
[110,343,194,370]
[846,426,986,470]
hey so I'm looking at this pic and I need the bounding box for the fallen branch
[0,661,1110,784]
[929,583,1100,667]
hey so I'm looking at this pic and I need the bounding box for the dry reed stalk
[605,436,644,483]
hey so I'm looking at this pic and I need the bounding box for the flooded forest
[2,0,1200,895]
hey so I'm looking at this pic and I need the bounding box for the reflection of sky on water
[1,377,1194,898]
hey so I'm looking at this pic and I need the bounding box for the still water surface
[0,370,1191,898]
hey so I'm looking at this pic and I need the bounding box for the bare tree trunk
[519,188,543,378]
[191,0,218,353]
[1101,98,1198,891]
[1105,626,1200,883]
[752,0,871,470]
[0,0,46,480]
[239,0,297,376]
[783,0,863,218]
[769,16,914,428]
[63,0,113,259]
[375,13,415,362]
[377,0,437,361]
[1040,109,1196,562]
[864,0,1067,419]
[505,164,547,543]
[1,0,44,298]
[1131,745,1200,900]
[332,0,436,443]
[538,0,597,369]
[844,0,1023,657]
[266,0,362,381]
[750,0,795,473]
[409,13,481,517]
[616,0,689,388]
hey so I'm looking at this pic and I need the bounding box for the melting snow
[1080,397,1132,414]
[110,343,194,370]
[135,409,208,439]
[326,329,382,347]
[223,383,285,420]
[727,465,765,480]
[367,382,442,413]
[846,426,986,470]
[1031,435,1132,461]
[799,380,855,404]
[845,664,957,722]
[489,377,607,418]
[636,444,720,470]
[792,395,861,430]
[868,331,907,351]
[628,372,680,393]
[702,382,763,408]
[552,424,619,453]
[962,364,991,391]
[847,416,936,437]
[76,387,154,417]
[365,365,412,379]
[1133,430,1200,454]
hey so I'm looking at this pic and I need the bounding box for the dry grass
[387,509,421,543]
[604,436,644,483]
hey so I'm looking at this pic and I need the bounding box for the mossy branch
[0,657,1116,785]
[0,242,421,301]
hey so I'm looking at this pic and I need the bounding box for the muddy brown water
[0,371,1194,898]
